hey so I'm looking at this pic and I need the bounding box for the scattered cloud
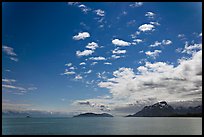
[162,40,172,45]
[145,12,155,19]
[2,45,17,56]
[75,75,83,80]
[129,2,143,8]
[182,42,202,54]
[86,42,99,50]
[112,48,126,54]
[95,9,105,16]
[150,40,172,47]
[76,50,94,57]
[111,55,121,59]
[79,62,86,65]
[63,71,76,75]
[65,63,72,67]
[138,24,155,32]
[2,45,19,61]
[2,78,16,83]
[112,39,131,46]
[199,32,202,37]
[85,70,92,74]
[104,62,112,65]
[73,32,90,40]
[145,50,162,59]
[150,21,160,26]
[89,56,106,61]
[91,62,98,65]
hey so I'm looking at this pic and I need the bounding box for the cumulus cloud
[95,9,105,16]
[89,56,106,61]
[145,12,155,19]
[150,40,172,47]
[112,48,126,54]
[199,32,202,37]
[149,41,162,47]
[76,50,94,57]
[138,24,155,32]
[145,50,162,59]
[162,40,172,45]
[86,42,99,50]
[73,32,90,40]
[91,49,202,115]
[182,43,202,54]
[112,39,131,46]
[129,2,143,7]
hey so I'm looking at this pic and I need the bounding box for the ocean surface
[2,117,202,135]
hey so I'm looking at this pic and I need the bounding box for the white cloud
[93,49,202,115]
[10,57,18,62]
[2,84,26,91]
[73,32,90,40]
[145,12,155,19]
[162,40,172,45]
[150,21,160,26]
[112,48,126,54]
[112,39,131,46]
[69,66,76,70]
[63,71,75,75]
[75,75,83,80]
[104,62,112,65]
[129,2,143,7]
[79,62,86,65]
[86,42,99,50]
[85,70,92,74]
[95,9,105,16]
[145,50,162,59]
[199,33,202,37]
[67,2,79,5]
[89,56,106,61]
[111,55,121,59]
[149,41,162,47]
[65,63,72,67]
[91,62,98,65]
[182,43,202,54]
[138,24,155,32]
[150,40,172,47]
[2,45,17,56]
[2,78,16,83]
[76,50,94,57]
[133,39,143,43]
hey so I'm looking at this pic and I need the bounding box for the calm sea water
[2,117,202,135]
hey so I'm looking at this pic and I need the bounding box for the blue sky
[2,2,202,116]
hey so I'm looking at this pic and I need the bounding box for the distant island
[73,113,113,117]
[126,101,202,117]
